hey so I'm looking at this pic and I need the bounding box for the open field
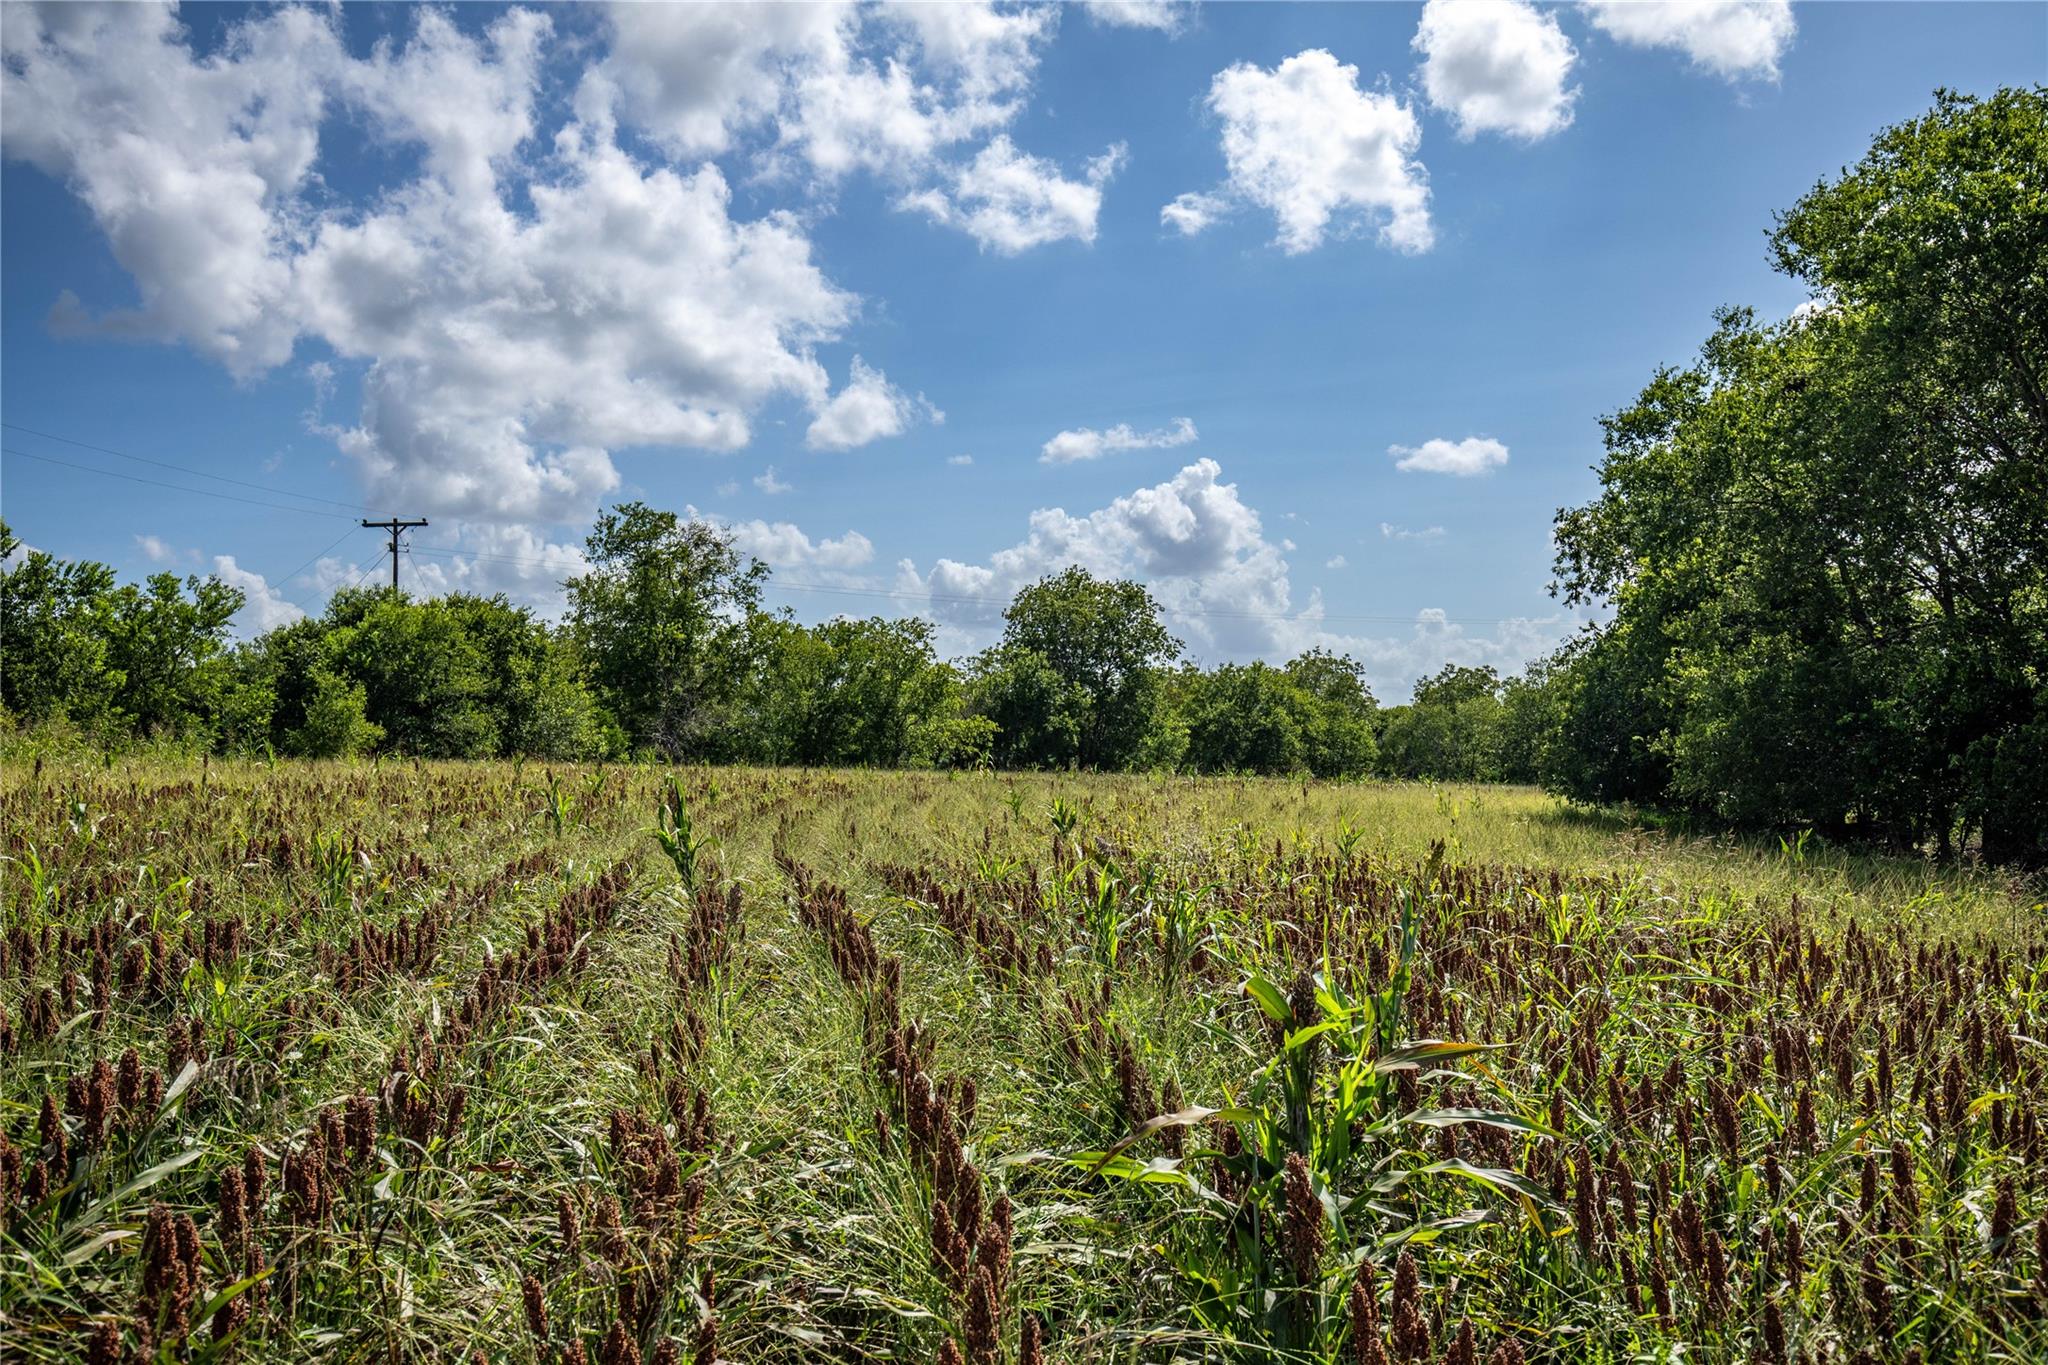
[2,761,2043,1363]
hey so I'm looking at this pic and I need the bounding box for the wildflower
[76,1057,115,1154]
[596,1194,629,1265]
[217,1167,249,1264]
[1674,1193,1705,1273]
[975,1195,1014,1300]
[931,1199,970,1291]
[346,1094,376,1165]
[210,1293,249,1345]
[38,1093,68,1180]
[1792,1086,1819,1152]
[1709,1080,1739,1155]
[1613,1152,1639,1231]
[1703,1231,1731,1317]
[0,1130,20,1209]
[243,1145,268,1210]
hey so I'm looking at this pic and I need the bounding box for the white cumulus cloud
[1390,436,1509,477]
[1582,1,1795,81]
[687,507,875,578]
[589,1,1056,183]
[1160,190,1230,236]
[901,456,1577,690]
[1080,1,1195,34]
[806,357,939,451]
[1414,0,1578,141]
[2,3,866,530]
[1040,416,1198,464]
[911,458,1293,655]
[902,136,1125,254]
[210,555,306,634]
[1191,49,1432,255]
[134,534,183,564]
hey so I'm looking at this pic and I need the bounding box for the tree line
[0,516,1449,780]
[2,89,2040,860]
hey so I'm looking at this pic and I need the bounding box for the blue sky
[3,2,2041,697]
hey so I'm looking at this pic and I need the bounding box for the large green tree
[1184,662,1307,775]
[1,523,246,744]
[1552,87,2048,859]
[1284,649,1379,777]
[736,615,970,768]
[566,503,766,758]
[994,567,1181,770]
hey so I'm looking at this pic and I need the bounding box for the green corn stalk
[651,773,714,890]
[536,769,573,837]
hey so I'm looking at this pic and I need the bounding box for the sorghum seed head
[521,1274,549,1343]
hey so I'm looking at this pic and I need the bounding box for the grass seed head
[520,1273,549,1343]
[83,1317,124,1365]
[1284,1152,1325,1284]
[1391,1249,1430,1362]
[1350,1261,1389,1365]
[601,1319,643,1365]
[1444,1319,1477,1365]
[1020,1314,1045,1365]
[1990,1178,2018,1255]
[1861,1248,1892,1335]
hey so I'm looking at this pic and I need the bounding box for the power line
[1,421,372,512]
[2,446,360,521]
[264,526,364,606]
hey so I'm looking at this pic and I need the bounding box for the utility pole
[360,517,428,592]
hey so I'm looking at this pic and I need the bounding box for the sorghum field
[1,762,2042,1364]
